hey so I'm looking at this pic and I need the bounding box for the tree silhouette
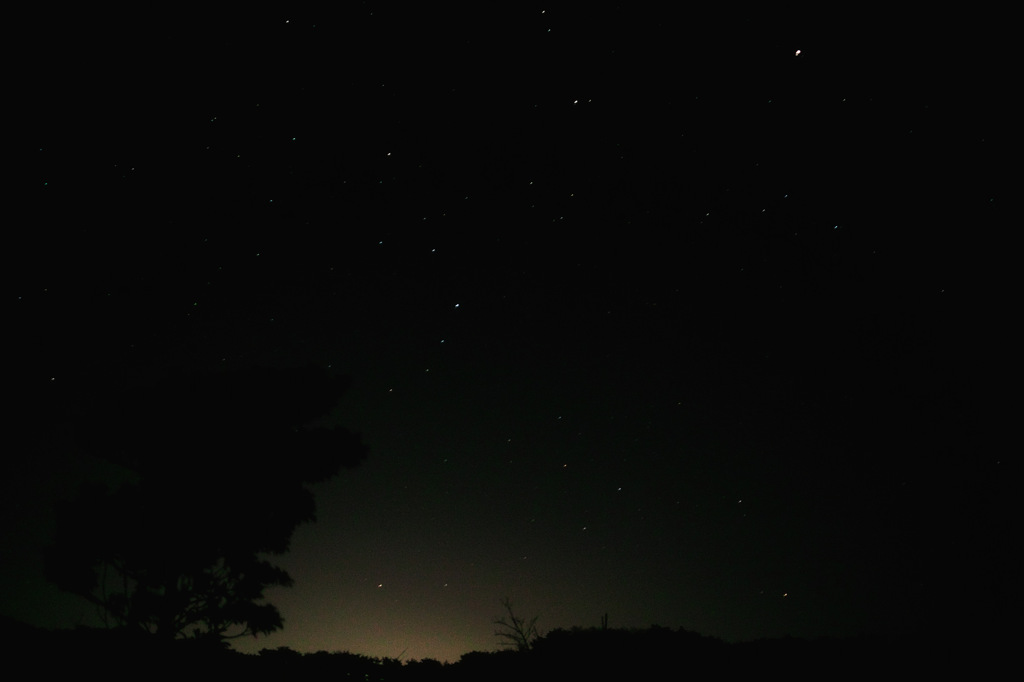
[493,597,539,651]
[43,366,367,643]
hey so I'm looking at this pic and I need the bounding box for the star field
[7,8,1009,665]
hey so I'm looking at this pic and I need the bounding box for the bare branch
[493,597,539,651]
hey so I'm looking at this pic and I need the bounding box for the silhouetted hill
[0,620,1006,681]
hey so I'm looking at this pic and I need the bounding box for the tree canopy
[44,365,367,642]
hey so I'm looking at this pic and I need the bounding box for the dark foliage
[42,366,367,643]
[0,617,1006,682]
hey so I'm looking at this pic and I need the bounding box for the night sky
[6,9,1009,664]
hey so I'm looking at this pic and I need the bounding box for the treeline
[0,617,1000,680]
